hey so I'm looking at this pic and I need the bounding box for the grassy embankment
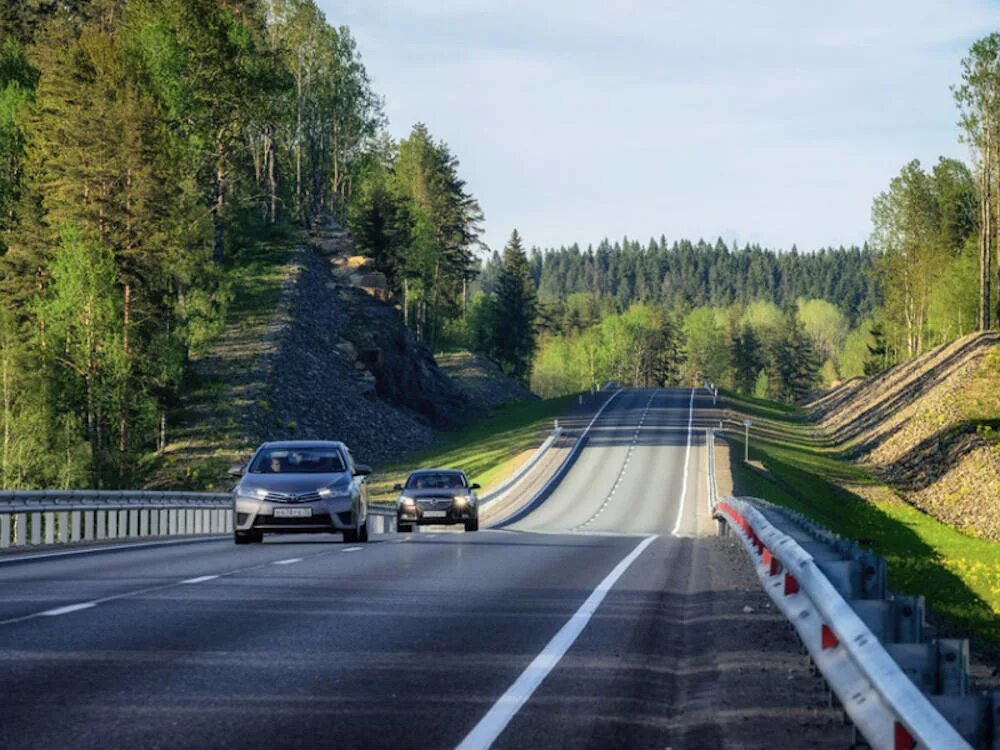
[368,395,577,503]
[142,229,299,489]
[721,390,1000,648]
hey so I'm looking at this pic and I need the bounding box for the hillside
[810,331,1000,540]
[147,224,528,490]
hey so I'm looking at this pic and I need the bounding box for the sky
[321,1,1000,254]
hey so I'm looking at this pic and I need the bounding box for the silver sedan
[229,441,371,544]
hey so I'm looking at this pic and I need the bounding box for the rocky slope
[809,332,1000,540]
[149,221,536,488]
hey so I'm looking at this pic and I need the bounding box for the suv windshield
[249,448,346,474]
[406,472,467,490]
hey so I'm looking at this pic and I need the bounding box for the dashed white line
[457,535,657,750]
[181,575,219,584]
[272,557,303,565]
[341,547,362,553]
[574,391,658,531]
[40,602,97,617]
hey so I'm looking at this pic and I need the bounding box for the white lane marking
[670,387,696,537]
[456,535,657,750]
[341,547,362,553]
[39,602,97,617]
[181,575,219,584]
[272,557,302,565]
[0,549,342,627]
[493,389,625,529]
[574,391,657,531]
[0,535,228,566]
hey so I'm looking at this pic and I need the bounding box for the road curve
[0,388,849,749]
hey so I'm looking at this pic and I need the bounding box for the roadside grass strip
[721,389,1000,648]
[369,393,586,502]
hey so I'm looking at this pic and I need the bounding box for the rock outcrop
[244,222,469,462]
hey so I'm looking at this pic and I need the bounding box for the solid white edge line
[272,557,303,565]
[455,534,657,750]
[181,575,220,584]
[39,602,97,616]
[670,387,696,537]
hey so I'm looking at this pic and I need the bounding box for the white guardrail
[0,490,233,549]
[715,498,971,750]
[0,489,400,549]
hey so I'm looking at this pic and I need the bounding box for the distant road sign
[743,419,753,426]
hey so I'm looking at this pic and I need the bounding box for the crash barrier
[365,505,397,534]
[0,490,232,549]
[0,489,405,550]
[492,389,623,527]
[714,497,999,749]
[478,427,563,510]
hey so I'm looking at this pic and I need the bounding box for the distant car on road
[395,469,480,532]
[229,441,372,544]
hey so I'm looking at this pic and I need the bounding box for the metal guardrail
[478,427,563,510]
[716,498,973,750]
[0,489,404,549]
[0,490,232,549]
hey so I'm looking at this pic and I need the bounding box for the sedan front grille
[264,491,323,503]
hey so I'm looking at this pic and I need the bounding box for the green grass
[721,388,1000,648]
[369,394,578,503]
[142,228,299,490]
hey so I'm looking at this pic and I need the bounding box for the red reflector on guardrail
[894,721,916,750]
[821,624,839,650]
[784,573,798,595]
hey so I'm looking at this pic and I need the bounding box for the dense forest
[0,1,486,489]
[2,2,999,490]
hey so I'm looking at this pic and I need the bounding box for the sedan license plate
[273,507,312,518]
[423,510,447,519]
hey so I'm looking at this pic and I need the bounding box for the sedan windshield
[406,472,467,489]
[249,448,346,474]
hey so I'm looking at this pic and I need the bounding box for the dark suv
[229,441,371,544]
[395,468,480,532]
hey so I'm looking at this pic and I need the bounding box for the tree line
[0,1,485,488]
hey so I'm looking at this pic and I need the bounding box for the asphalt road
[0,388,848,749]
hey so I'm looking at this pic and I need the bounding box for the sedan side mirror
[393,483,404,491]
[226,465,244,478]
[470,482,481,490]
[354,463,373,476]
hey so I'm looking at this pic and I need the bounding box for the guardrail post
[139,509,148,537]
[168,509,177,536]
[43,511,55,544]
[83,510,94,541]
[71,511,81,542]
[30,512,41,545]
[97,510,107,540]
[108,509,118,539]
[127,509,137,538]
[14,512,25,546]
[936,639,970,696]
[58,511,69,543]
[0,513,10,548]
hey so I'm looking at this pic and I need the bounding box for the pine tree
[493,229,537,382]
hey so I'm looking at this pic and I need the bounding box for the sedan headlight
[236,487,268,500]
[453,495,468,507]
[319,487,351,499]
[399,496,416,506]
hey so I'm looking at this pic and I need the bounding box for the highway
[0,389,848,749]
